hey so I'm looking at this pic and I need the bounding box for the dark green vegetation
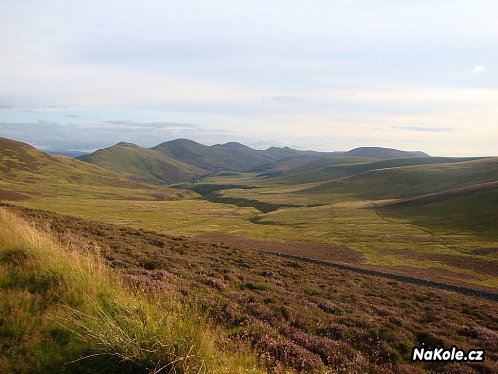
[8,205,498,373]
[381,185,498,237]
[152,139,328,172]
[250,155,323,176]
[79,142,207,184]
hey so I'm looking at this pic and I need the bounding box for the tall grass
[0,208,261,373]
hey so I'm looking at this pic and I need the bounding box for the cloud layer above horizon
[1,0,497,155]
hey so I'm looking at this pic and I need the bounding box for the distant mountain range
[151,139,327,173]
[0,136,430,185]
[76,139,429,184]
[3,136,498,225]
[46,149,89,158]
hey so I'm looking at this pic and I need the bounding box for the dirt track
[251,249,498,302]
[196,233,498,302]
[196,232,365,264]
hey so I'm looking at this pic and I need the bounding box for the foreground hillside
[6,205,497,373]
[0,207,260,373]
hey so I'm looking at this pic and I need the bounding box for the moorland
[0,136,497,373]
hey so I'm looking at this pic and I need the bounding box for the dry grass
[0,208,261,373]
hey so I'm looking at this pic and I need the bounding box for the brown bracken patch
[0,188,30,201]
[378,247,498,278]
[472,247,498,256]
[195,232,366,264]
[379,181,498,209]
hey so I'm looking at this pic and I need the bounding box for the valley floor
[11,189,498,292]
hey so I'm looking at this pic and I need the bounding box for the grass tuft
[0,208,261,373]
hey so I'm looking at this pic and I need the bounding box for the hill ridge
[344,146,429,159]
[0,137,188,200]
[79,142,207,184]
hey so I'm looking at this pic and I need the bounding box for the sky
[0,0,497,155]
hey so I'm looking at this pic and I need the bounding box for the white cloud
[472,65,486,73]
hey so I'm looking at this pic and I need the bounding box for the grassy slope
[211,142,275,169]
[343,146,428,159]
[153,139,329,173]
[0,208,260,373]
[213,158,498,230]
[79,142,208,184]
[275,156,483,185]
[307,157,498,200]
[0,137,127,188]
[380,186,498,237]
[171,164,498,289]
[152,139,270,172]
[0,137,191,200]
[9,206,498,373]
[251,155,321,173]
[252,156,368,177]
[211,158,498,211]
